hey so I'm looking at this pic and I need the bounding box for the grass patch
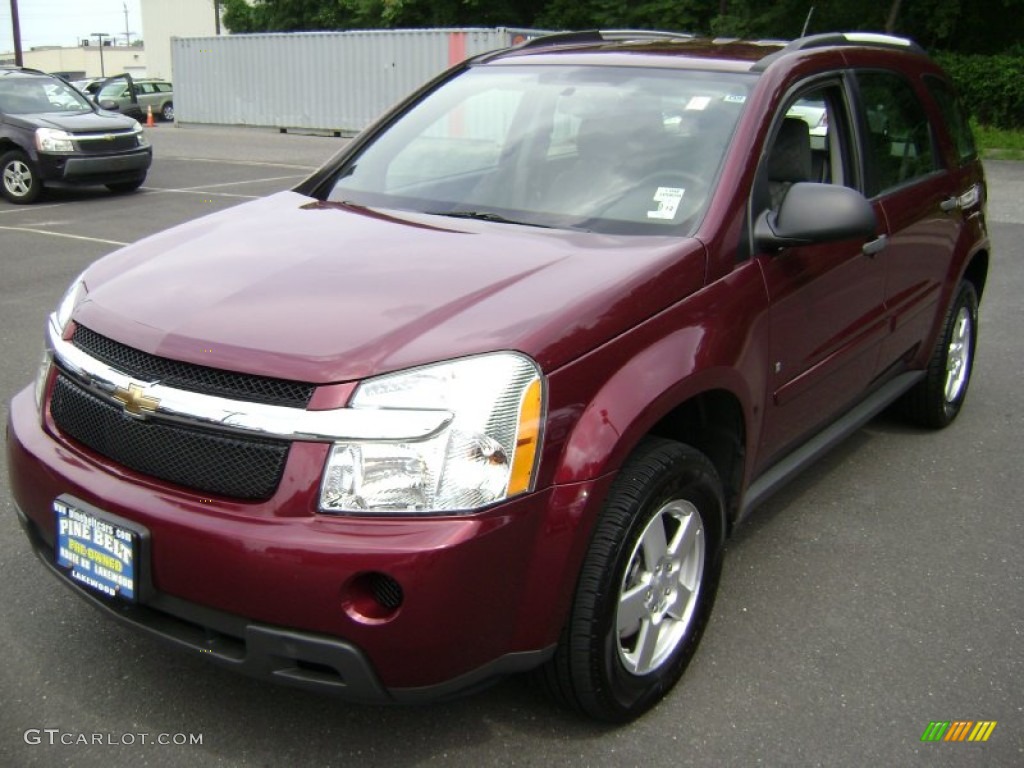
[973,121,1024,161]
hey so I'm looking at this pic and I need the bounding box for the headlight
[36,127,75,152]
[131,121,149,147]
[320,352,544,514]
[54,276,87,333]
[33,343,52,412]
[39,275,87,412]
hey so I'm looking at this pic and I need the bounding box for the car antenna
[798,6,815,36]
[801,6,816,37]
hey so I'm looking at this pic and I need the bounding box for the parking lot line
[0,225,128,246]
[177,174,307,191]
[174,157,318,171]
[138,187,262,200]
[139,176,307,201]
[0,203,69,215]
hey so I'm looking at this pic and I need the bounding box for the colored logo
[111,382,160,417]
[921,721,997,742]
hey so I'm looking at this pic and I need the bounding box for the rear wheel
[1,150,43,204]
[901,281,978,428]
[161,102,174,121]
[541,437,724,722]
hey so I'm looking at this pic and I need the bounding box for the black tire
[1,149,43,204]
[540,437,725,722]
[901,281,979,429]
[106,175,147,194]
[161,102,174,122]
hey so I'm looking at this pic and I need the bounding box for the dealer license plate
[55,498,137,601]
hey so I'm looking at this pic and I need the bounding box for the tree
[219,0,1024,55]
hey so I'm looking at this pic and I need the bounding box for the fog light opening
[342,572,404,623]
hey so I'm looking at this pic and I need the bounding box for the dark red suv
[6,31,988,722]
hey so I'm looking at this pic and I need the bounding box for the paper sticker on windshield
[647,187,685,220]
[724,94,747,104]
[685,96,712,111]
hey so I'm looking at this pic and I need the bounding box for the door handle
[940,196,959,212]
[862,234,888,257]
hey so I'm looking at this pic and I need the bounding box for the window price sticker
[647,187,685,220]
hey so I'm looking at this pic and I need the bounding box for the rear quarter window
[924,75,977,165]
[856,70,939,197]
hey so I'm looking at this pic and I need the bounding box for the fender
[915,212,990,371]
[551,261,771,488]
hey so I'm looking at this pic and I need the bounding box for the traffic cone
[146,105,155,128]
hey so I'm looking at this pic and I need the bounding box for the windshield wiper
[427,210,552,229]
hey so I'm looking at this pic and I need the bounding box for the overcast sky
[2,0,143,52]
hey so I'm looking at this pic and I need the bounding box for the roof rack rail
[752,31,925,71]
[515,29,693,51]
[0,65,49,76]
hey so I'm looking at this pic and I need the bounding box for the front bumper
[36,149,151,183]
[7,385,608,700]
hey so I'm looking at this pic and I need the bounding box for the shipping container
[171,28,546,133]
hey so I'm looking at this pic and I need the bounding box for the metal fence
[171,28,544,134]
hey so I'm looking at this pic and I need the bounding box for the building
[0,43,146,79]
[140,0,222,81]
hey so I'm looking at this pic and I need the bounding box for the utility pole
[123,2,131,45]
[91,32,109,76]
[9,0,23,66]
[214,0,221,35]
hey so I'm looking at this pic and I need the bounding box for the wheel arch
[962,248,989,301]
[647,389,747,531]
[551,361,753,536]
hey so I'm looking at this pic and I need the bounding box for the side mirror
[755,182,877,250]
[98,99,120,112]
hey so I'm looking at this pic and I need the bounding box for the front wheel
[901,280,979,428]
[541,438,724,722]
[1,150,43,204]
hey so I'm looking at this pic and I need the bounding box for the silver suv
[96,75,174,122]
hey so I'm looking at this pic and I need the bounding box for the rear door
[852,69,963,370]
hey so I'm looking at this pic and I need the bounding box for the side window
[762,82,855,212]
[137,83,156,95]
[924,76,977,164]
[156,83,173,93]
[856,71,938,196]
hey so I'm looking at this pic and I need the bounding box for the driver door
[755,79,889,465]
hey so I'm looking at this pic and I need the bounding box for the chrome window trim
[47,316,453,443]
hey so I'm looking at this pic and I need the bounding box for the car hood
[73,191,707,384]
[5,110,138,132]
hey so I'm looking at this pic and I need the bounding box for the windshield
[326,65,753,235]
[0,77,92,114]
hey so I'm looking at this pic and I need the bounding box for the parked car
[71,78,104,97]
[786,97,828,148]
[0,67,151,203]
[95,74,174,122]
[7,31,988,721]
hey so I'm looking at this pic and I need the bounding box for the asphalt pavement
[0,126,1021,767]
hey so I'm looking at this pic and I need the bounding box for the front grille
[72,325,315,408]
[51,373,289,500]
[75,134,141,154]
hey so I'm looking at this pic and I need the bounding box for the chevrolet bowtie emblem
[112,383,160,417]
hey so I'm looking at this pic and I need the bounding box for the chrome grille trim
[48,315,453,443]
